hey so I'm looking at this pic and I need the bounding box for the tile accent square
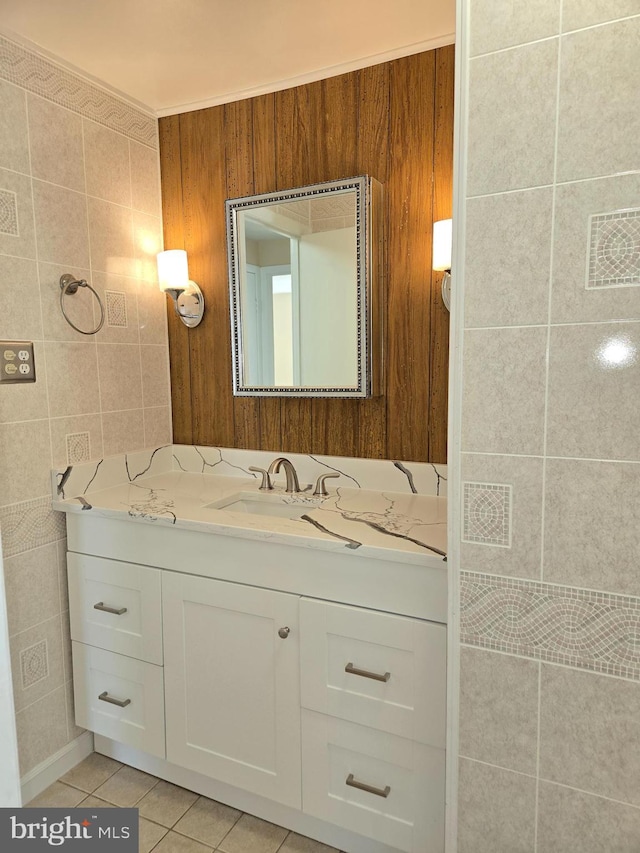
[587,209,640,289]
[463,482,512,547]
[106,290,128,327]
[0,187,19,235]
[66,431,91,465]
[20,638,49,688]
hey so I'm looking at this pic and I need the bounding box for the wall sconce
[156,249,205,328]
[432,218,452,311]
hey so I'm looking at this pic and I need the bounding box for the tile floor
[26,754,343,853]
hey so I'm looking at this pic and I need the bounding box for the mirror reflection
[226,177,381,398]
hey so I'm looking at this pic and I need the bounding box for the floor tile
[60,752,122,793]
[137,780,199,828]
[78,795,117,808]
[173,796,241,847]
[278,833,340,853]
[140,817,168,853]
[218,814,288,853]
[26,781,86,808]
[93,765,158,807]
[151,830,213,853]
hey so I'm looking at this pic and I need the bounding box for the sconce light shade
[432,218,453,312]
[157,249,189,292]
[432,218,452,272]
[156,249,205,328]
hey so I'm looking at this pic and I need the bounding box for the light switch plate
[0,341,36,383]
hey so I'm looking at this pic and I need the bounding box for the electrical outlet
[0,341,36,383]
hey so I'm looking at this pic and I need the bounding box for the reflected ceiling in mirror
[226,176,383,398]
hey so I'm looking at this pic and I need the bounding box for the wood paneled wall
[159,46,453,463]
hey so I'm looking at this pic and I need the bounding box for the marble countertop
[53,469,447,568]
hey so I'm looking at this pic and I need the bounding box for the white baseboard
[21,731,94,805]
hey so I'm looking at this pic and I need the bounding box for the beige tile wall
[0,36,170,777]
[459,1,640,848]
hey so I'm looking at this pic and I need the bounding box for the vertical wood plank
[429,45,454,464]
[158,115,192,444]
[355,63,390,459]
[225,99,260,449]
[386,52,436,461]
[252,93,282,451]
[180,107,235,447]
[161,50,452,463]
[311,72,360,458]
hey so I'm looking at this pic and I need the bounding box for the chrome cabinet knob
[278,627,290,639]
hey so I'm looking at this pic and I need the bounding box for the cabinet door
[163,572,301,808]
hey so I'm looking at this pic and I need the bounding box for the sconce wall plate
[157,249,205,328]
[441,271,451,311]
[166,282,205,328]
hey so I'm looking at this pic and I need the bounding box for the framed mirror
[225,176,383,397]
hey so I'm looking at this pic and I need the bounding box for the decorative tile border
[0,496,66,558]
[461,571,640,680]
[587,208,640,288]
[0,34,157,148]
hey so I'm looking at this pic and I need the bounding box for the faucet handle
[313,472,340,497]
[249,466,273,490]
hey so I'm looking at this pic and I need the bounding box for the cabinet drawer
[300,598,446,746]
[68,553,162,664]
[72,642,165,758]
[301,710,444,853]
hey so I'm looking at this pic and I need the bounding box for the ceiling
[0,0,455,115]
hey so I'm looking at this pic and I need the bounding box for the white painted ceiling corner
[0,0,455,114]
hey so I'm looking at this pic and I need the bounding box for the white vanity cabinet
[65,514,446,853]
[162,572,301,808]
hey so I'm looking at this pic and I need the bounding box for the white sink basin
[205,491,322,521]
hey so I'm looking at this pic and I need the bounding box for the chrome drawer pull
[345,662,391,683]
[98,691,131,708]
[94,602,127,616]
[346,773,391,798]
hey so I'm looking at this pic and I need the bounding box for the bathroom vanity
[54,446,447,853]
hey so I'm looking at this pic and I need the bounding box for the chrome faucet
[267,457,302,493]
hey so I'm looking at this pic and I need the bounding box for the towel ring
[59,273,105,335]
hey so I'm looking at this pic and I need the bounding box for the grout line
[464,318,640,331]
[461,450,640,465]
[461,753,640,811]
[80,116,105,462]
[469,12,640,61]
[540,0,564,594]
[470,33,559,61]
[534,662,542,852]
[459,755,537,779]
[466,168,640,202]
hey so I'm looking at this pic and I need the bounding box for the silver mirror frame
[225,175,383,398]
